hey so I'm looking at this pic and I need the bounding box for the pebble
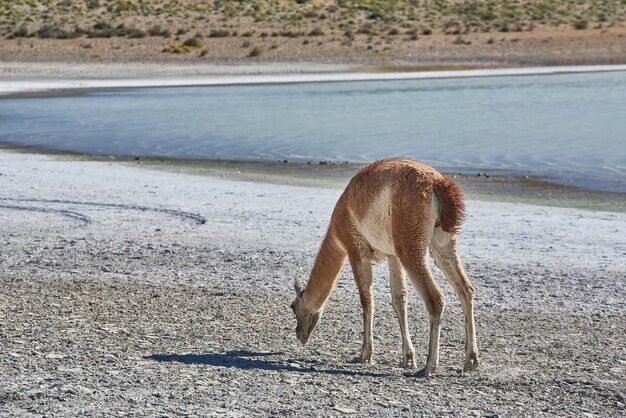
[333,406,357,414]
[45,353,66,359]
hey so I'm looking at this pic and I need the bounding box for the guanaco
[290,158,478,376]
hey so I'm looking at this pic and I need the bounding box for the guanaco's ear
[293,276,303,296]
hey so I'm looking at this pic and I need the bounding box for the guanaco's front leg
[388,255,416,369]
[349,253,374,363]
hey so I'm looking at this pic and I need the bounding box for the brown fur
[433,176,465,234]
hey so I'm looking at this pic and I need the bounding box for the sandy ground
[0,61,356,81]
[1,149,625,416]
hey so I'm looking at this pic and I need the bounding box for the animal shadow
[145,350,391,378]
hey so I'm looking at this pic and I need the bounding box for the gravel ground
[1,150,625,417]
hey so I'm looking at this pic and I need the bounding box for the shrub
[405,29,418,40]
[86,0,101,10]
[36,25,82,39]
[248,46,262,57]
[93,21,112,31]
[573,19,588,30]
[148,25,171,37]
[89,21,116,38]
[452,36,471,45]
[357,23,375,35]
[280,31,301,38]
[162,37,204,53]
[11,26,30,38]
[209,29,230,38]
[162,43,185,53]
[309,27,324,36]
[126,28,147,38]
[36,25,61,38]
[87,23,146,38]
[182,37,203,48]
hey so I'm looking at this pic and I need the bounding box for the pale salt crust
[0,150,623,274]
[1,63,626,95]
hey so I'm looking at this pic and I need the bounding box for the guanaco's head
[291,277,321,345]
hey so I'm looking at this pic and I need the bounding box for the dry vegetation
[1,1,625,64]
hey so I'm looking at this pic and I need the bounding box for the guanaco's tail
[433,176,465,234]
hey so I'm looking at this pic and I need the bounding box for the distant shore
[2,61,626,96]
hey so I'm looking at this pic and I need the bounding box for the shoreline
[2,64,624,201]
[2,62,626,96]
[1,143,624,214]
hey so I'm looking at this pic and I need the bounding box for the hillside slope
[1,1,625,65]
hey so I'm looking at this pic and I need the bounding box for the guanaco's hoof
[463,358,479,373]
[350,355,371,364]
[398,358,416,370]
[404,368,434,378]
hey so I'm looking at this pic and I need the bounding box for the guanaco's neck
[304,230,347,312]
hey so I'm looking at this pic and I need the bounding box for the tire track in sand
[0,197,206,225]
[0,204,91,225]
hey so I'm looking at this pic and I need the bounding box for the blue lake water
[1,71,625,192]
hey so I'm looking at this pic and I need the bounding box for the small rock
[45,353,66,359]
[333,406,356,414]
[58,367,82,373]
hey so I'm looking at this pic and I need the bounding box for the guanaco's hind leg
[430,227,479,372]
[388,255,416,369]
[348,252,374,363]
[399,253,446,376]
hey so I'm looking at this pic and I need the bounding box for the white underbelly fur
[355,187,396,255]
